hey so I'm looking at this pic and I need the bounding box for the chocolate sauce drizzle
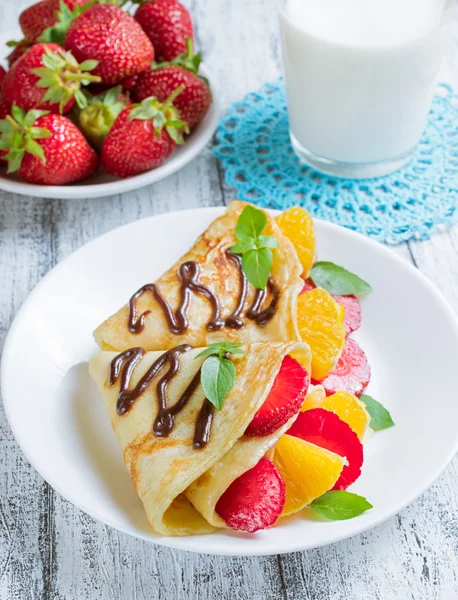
[128,252,281,335]
[109,345,214,449]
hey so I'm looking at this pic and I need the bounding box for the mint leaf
[196,342,245,360]
[242,247,273,290]
[258,235,279,249]
[359,394,394,431]
[235,205,267,240]
[230,238,257,254]
[311,491,373,521]
[310,262,372,297]
[200,356,236,410]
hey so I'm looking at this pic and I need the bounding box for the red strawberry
[0,106,99,185]
[215,458,286,533]
[334,294,361,335]
[102,89,187,177]
[78,85,132,149]
[313,338,371,398]
[0,67,5,88]
[300,278,361,335]
[245,355,309,437]
[135,0,193,62]
[65,5,155,85]
[121,74,140,93]
[135,40,211,129]
[300,279,315,294]
[0,96,9,121]
[288,409,363,490]
[19,0,58,43]
[49,0,91,10]
[19,0,92,43]
[2,43,100,115]
[6,41,34,68]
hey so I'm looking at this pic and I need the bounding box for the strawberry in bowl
[0,0,215,194]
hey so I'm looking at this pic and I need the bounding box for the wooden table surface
[1,1,458,599]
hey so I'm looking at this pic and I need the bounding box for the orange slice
[276,207,316,278]
[301,384,326,411]
[297,287,346,380]
[319,390,370,440]
[273,434,345,516]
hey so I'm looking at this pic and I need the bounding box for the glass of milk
[280,0,450,178]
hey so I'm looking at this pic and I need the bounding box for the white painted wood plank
[0,196,54,600]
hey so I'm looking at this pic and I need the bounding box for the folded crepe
[89,341,311,536]
[94,201,303,352]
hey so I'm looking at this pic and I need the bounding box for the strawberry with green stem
[102,86,188,177]
[0,105,99,184]
[0,67,5,88]
[2,44,100,115]
[19,0,92,43]
[77,85,132,149]
[135,39,211,129]
[134,0,194,62]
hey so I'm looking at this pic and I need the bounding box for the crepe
[94,201,304,352]
[89,341,311,536]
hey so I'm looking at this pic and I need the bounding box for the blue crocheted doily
[214,81,458,244]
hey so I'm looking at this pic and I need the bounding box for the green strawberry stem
[0,107,51,173]
[128,85,189,144]
[162,85,185,112]
[61,71,100,83]
[6,39,25,48]
[31,47,101,113]
[153,38,203,76]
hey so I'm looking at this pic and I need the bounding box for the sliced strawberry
[334,294,361,334]
[288,408,363,490]
[313,338,370,397]
[300,278,361,334]
[215,458,286,532]
[245,355,309,436]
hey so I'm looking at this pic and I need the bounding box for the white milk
[280,0,448,177]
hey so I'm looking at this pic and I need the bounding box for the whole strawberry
[19,0,92,43]
[2,43,100,115]
[135,0,193,62]
[0,67,5,88]
[0,106,99,184]
[102,87,187,177]
[135,40,211,129]
[77,85,132,149]
[6,41,34,67]
[65,5,155,85]
[19,0,59,43]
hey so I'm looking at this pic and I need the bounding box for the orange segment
[297,288,346,380]
[273,434,345,516]
[276,207,316,278]
[301,384,326,411]
[320,390,370,440]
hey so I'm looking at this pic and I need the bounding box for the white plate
[2,207,458,556]
[0,30,220,200]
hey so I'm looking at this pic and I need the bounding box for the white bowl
[0,30,220,199]
[3,207,458,555]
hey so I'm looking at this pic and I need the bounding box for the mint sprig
[359,394,395,431]
[310,262,372,297]
[230,206,278,289]
[310,491,373,521]
[197,343,245,410]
